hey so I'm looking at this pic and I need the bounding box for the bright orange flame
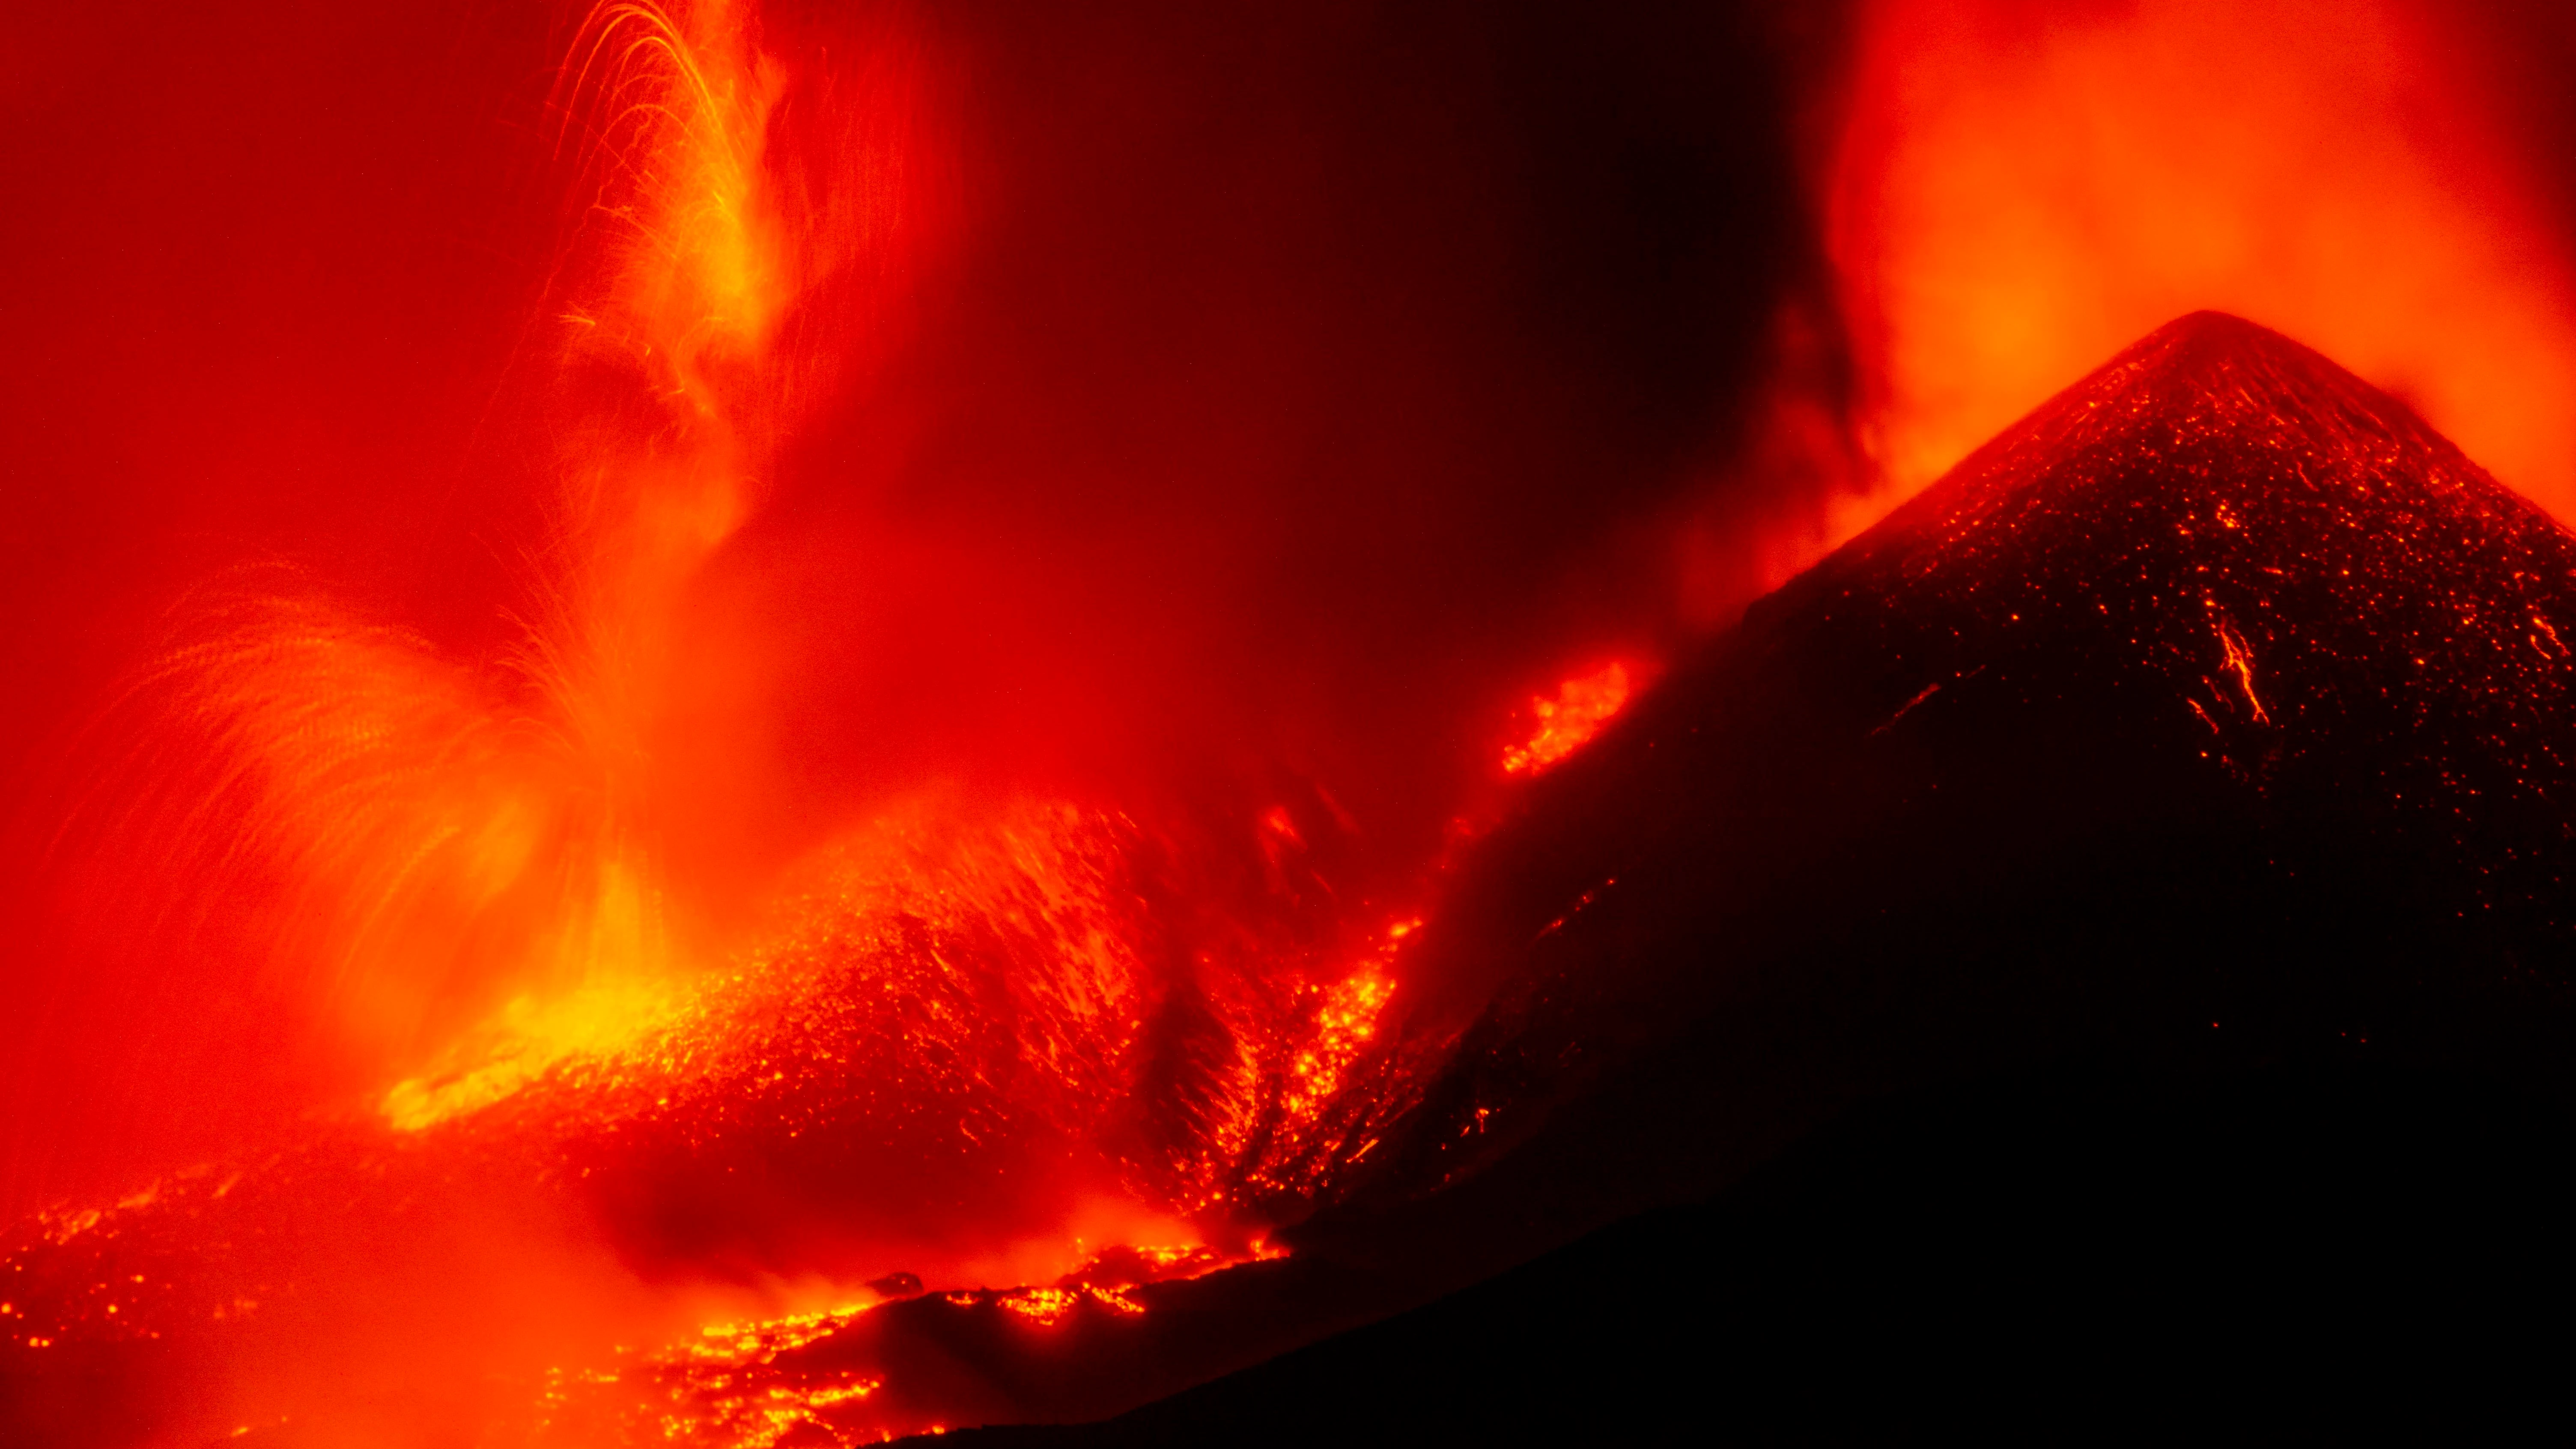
[1502,662,1637,777]
[1833,0,2576,522]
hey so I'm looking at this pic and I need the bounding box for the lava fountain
[6,1,1809,1440]
[6,0,2576,1444]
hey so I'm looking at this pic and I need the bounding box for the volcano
[1331,307,2576,1240]
[13,313,2576,1444]
[947,308,2576,1437]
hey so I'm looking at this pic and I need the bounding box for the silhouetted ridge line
[945,311,2576,1439]
[1306,310,2576,1286]
[1798,310,2552,615]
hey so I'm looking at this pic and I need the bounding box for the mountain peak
[1778,310,2566,653]
[1349,313,2576,1259]
[1959,308,2437,483]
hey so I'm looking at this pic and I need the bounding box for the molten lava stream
[15,0,2576,1442]
[0,2,1681,1437]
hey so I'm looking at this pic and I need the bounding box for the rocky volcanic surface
[1317,309,2576,1267]
[969,310,2576,1439]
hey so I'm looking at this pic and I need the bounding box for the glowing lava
[1502,662,1638,777]
[14,0,2576,1443]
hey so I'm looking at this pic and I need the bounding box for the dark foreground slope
[957,1064,2576,1444]
[1312,308,2576,1268]
[947,311,2576,1439]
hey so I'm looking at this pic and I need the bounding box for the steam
[1833,0,2576,520]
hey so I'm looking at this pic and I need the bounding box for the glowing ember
[516,1236,1257,1441]
[0,790,1428,1438]
[12,0,2576,1442]
[1502,663,1637,777]
[534,1298,891,1446]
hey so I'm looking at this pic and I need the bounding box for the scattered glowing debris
[805,1380,881,1407]
[2211,610,2272,724]
[1533,880,1614,941]
[997,1287,1081,1326]
[1127,1244,1226,1277]
[530,1240,1253,1443]
[535,1297,893,1446]
[44,1208,101,1246]
[1282,965,1396,1120]
[1232,916,1421,1199]
[686,1300,878,1362]
[1869,680,1943,736]
[1275,956,1399,1142]
[2533,614,2568,659]
[1503,661,1637,775]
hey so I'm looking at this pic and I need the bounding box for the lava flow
[6,0,1762,1441]
[10,0,2576,1444]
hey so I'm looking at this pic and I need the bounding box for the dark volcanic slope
[957,1064,2576,1444]
[1300,309,2576,1276]
[941,310,2576,1442]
